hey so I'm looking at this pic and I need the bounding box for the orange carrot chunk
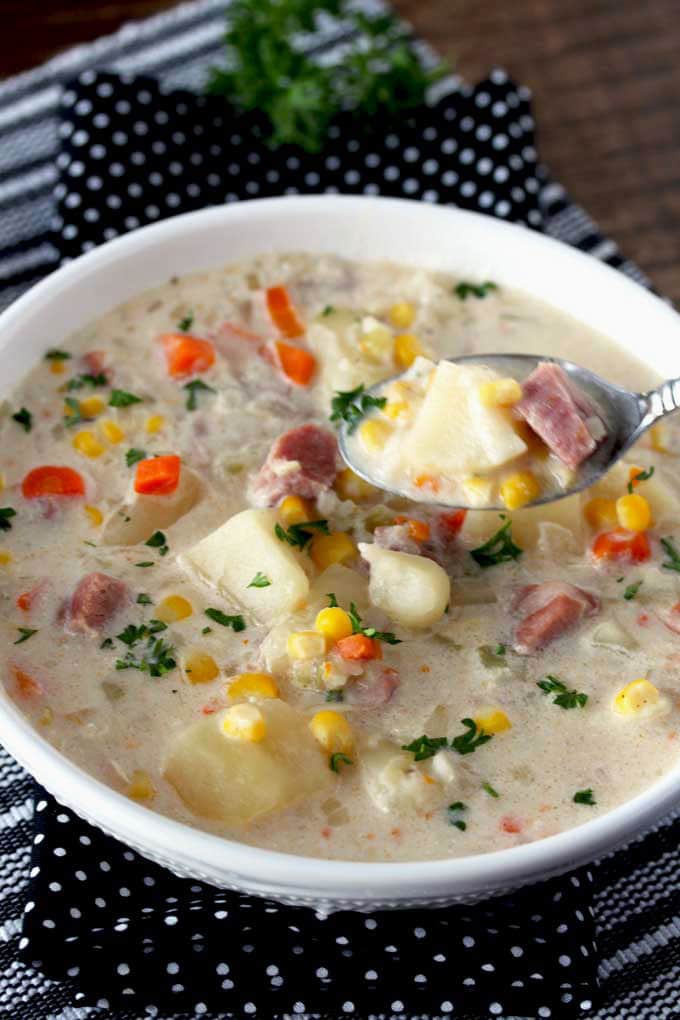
[266,285,305,339]
[592,528,651,563]
[12,667,44,699]
[22,466,85,499]
[275,341,316,386]
[134,455,181,495]
[160,333,215,378]
[439,509,467,535]
[336,633,382,660]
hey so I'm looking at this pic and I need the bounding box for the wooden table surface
[3,0,679,302]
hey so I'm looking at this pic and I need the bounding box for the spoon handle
[640,378,680,428]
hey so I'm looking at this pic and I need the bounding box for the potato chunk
[163,699,331,825]
[401,361,527,477]
[359,542,450,629]
[101,467,201,545]
[183,508,309,621]
[362,741,456,814]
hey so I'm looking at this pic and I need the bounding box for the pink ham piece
[515,362,605,469]
[251,424,338,507]
[80,350,112,382]
[66,572,129,634]
[512,581,599,654]
[347,666,400,708]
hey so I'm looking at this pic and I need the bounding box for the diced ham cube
[66,572,129,634]
[80,350,112,382]
[347,666,400,708]
[251,424,338,507]
[512,581,599,654]
[516,362,605,469]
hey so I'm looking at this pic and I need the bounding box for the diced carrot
[22,466,85,499]
[160,333,215,378]
[12,667,44,699]
[266,285,305,339]
[394,516,430,542]
[592,528,651,563]
[336,633,382,660]
[500,815,523,834]
[275,341,316,386]
[637,611,650,627]
[439,509,467,535]
[414,473,441,494]
[134,455,181,495]
[16,581,44,613]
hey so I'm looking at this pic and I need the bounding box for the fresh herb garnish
[322,305,334,317]
[247,571,271,588]
[325,689,344,703]
[326,592,339,608]
[109,389,142,408]
[478,644,509,670]
[573,788,596,806]
[537,675,588,710]
[12,407,32,433]
[66,372,107,391]
[136,594,153,605]
[402,720,493,762]
[63,397,83,427]
[116,635,177,678]
[329,752,353,773]
[134,562,155,568]
[201,626,213,635]
[45,348,71,361]
[628,466,654,493]
[455,281,498,300]
[14,627,38,645]
[184,379,216,411]
[116,621,166,646]
[329,384,387,434]
[125,448,147,468]
[100,637,114,650]
[482,781,500,799]
[145,530,169,556]
[447,801,467,831]
[470,519,523,568]
[661,537,680,573]
[275,518,329,550]
[623,580,643,601]
[178,312,194,332]
[0,508,16,532]
[401,735,450,761]
[205,608,246,631]
[348,601,401,644]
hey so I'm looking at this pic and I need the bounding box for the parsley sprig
[623,580,643,601]
[63,397,83,427]
[14,627,38,645]
[184,379,216,411]
[329,384,387,434]
[455,281,498,300]
[402,719,493,761]
[0,508,16,532]
[573,788,596,806]
[11,407,32,433]
[145,530,169,556]
[178,312,194,332]
[113,619,176,677]
[348,601,401,645]
[537,675,588,710]
[45,349,71,361]
[661,537,680,573]
[470,519,523,568]
[275,519,329,550]
[628,466,654,494]
[109,389,142,408]
[66,372,107,391]
[329,752,353,773]
[447,801,467,831]
[247,571,271,588]
[126,448,147,468]
[205,608,246,632]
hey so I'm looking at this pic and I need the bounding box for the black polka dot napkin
[18,69,599,1019]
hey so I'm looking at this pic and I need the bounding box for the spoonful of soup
[336,354,677,510]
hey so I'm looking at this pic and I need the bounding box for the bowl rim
[2,193,680,901]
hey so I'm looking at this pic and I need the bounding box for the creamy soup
[1,253,680,863]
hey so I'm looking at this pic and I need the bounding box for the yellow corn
[500,471,540,511]
[72,430,105,458]
[79,395,106,419]
[463,475,494,504]
[309,709,354,755]
[358,419,391,454]
[100,419,125,444]
[334,467,377,503]
[383,400,411,421]
[126,769,156,802]
[0,472,4,493]
[220,703,266,743]
[474,708,512,734]
[513,419,549,460]
[311,531,358,570]
[287,630,328,660]
[315,607,353,643]
[84,505,103,527]
[156,595,193,623]
[388,301,416,329]
[616,493,651,533]
[614,678,661,717]
[228,672,279,700]
[38,707,54,727]
[50,360,66,375]
[394,332,425,369]
[584,497,618,530]
[650,424,669,454]
[0,551,11,566]
[145,414,165,435]
[184,651,219,685]
[360,323,394,362]
[478,377,523,408]
[278,494,314,526]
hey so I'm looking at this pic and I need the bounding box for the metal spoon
[338,353,680,509]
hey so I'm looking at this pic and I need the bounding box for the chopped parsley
[325,689,344,703]
[99,637,114,650]
[134,562,155,568]
[109,389,142,408]
[14,627,38,645]
[205,607,246,631]
[63,397,83,427]
[623,580,643,601]
[178,312,194,331]
[660,537,680,573]
[402,720,493,761]
[322,305,334,317]
[329,752,353,773]
[125,448,147,468]
[116,636,177,678]
[478,644,508,670]
[470,519,522,568]
[274,518,329,550]
[201,626,213,635]
[628,466,654,493]
[116,620,167,647]
[329,383,387,434]
[401,735,449,761]
[455,281,498,300]
[0,508,16,532]
[537,675,588,710]
[482,781,500,799]
[11,407,32,433]
[136,594,153,605]
[348,601,401,644]
[573,788,596,806]
[183,379,216,411]
[145,530,169,556]
[66,372,107,391]
[326,592,339,607]
[247,571,271,588]
[447,801,467,831]
[45,348,71,361]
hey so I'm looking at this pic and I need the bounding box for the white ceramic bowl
[2,195,680,912]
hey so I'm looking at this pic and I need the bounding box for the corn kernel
[126,769,156,801]
[388,301,416,329]
[228,672,279,700]
[156,595,193,623]
[0,472,4,493]
[38,707,54,727]
[360,322,394,362]
[100,418,125,444]
[311,531,358,570]
[359,419,392,454]
[220,703,266,742]
[650,425,669,454]
[287,630,328,660]
[72,430,105,458]
[463,475,494,505]
[584,497,618,530]
[50,360,66,375]
[394,332,425,369]
[500,471,540,510]
[184,651,219,685]
[614,678,665,717]
[478,377,523,407]
[79,395,106,419]
[278,494,314,526]
[383,400,411,421]
[616,493,651,533]
[0,551,11,566]
[145,414,165,435]
[334,467,377,503]
[474,708,512,734]
[309,709,354,755]
[84,505,103,527]
[315,607,353,643]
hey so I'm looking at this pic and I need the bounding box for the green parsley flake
[470,519,522,568]
[205,608,246,631]
[178,312,194,331]
[329,752,353,773]
[145,530,169,556]
[661,537,680,573]
[628,466,654,493]
[63,397,83,427]
[274,518,329,551]
[247,571,271,588]
[109,389,142,408]
[183,379,216,411]
[348,601,401,645]
[623,580,643,601]
[537,675,588,710]
[402,720,493,762]
[14,627,38,645]
[67,372,107,391]
[326,592,339,607]
[455,281,498,300]
[329,384,387,434]
[0,508,16,532]
[11,407,32,433]
[125,448,147,468]
[136,594,153,605]
[325,689,344,703]
[45,349,71,361]
[447,801,467,831]
[573,788,596,806]
[482,781,500,799]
